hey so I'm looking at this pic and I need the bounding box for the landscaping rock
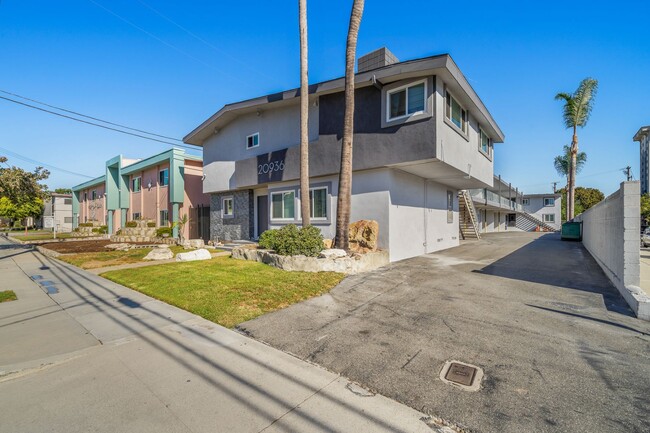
[319,249,347,259]
[143,245,173,261]
[182,239,205,249]
[104,243,131,251]
[323,238,334,249]
[349,220,379,254]
[176,248,212,262]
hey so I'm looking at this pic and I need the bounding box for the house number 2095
[258,160,285,175]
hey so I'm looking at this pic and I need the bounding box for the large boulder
[176,248,212,262]
[319,249,347,259]
[349,220,379,254]
[182,239,205,250]
[104,243,131,251]
[143,245,174,261]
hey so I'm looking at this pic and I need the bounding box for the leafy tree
[641,194,650,226]
[0,157,49,225]
[334,0,364,251]
[558,186,604,222]
[555,78,598,220]
[54,188,72,194]
[554,145,587,187]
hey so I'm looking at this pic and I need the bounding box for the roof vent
[357,47,399,73]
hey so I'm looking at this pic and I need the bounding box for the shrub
[147,222,156,228]
[258,224,323,257]
[156,227,173,237]
[78,222,93,227]
[125,221,137,228]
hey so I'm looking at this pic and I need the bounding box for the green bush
[258,224,323,257]
[147,222,156,228]
[125,221,137,228]
[156,227,173,237]
[78,222,93,227]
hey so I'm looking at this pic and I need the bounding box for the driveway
[239,232,650,433]
[0,238,440,433]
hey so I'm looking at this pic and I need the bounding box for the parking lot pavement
[239,232,650,433]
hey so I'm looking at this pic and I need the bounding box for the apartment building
[42,193,74,232]
[71,148,209,239]
[184,48,506,262]
[634,125,650,195]
[521,193,562,230]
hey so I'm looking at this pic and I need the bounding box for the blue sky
[0,0,648,195]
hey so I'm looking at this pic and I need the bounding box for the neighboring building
[183,48,506,262]
[42,193,73,232]
[521,193,562,231]
[71,148,209,240]
[634,126,650,195]
[469,176,524,233]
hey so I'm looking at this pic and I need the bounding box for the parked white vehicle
[642,228,650,248]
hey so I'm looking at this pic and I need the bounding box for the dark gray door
[257,195,268,237]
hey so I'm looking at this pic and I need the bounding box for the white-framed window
[246,132,260,149]
[543,214,555,223]
[222,197,234,217]
[479,128,492,157]
[132,212,141,220]
[159,168,169,187]
[445,90,468,133]
[543,197,555,206]
[271,190,295,220]
[64,217,73,224]
[309,187,328,219]
[160,209,169,226]
[132,176,141,193]
[523,198,530,206]
[387,80,426,121]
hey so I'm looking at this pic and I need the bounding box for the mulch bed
[41,240,157,254]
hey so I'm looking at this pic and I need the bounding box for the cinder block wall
[574,181,648,320]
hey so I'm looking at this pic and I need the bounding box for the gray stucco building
[184,48,505,262]
[634,126,650,195]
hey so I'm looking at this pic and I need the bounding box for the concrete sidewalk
[0,239,443,433]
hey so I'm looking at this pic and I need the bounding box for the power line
[0,145,95,178]
[0,95,200,150]
[0,89,181,142]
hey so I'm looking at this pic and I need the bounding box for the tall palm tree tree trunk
[334,0,364,251]
[299,0,310,227]
[568,128,578,220]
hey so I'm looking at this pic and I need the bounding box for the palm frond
[553,145,587,177]
[555,78,598,129]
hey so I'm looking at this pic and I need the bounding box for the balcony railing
[469,189,523,212]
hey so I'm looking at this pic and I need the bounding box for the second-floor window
[247,133,260,149]
[387,80,426,121]
[91,190,97,200]
[159,168,169,187]
[523,198,530,206]
[64,198,72,205]
[445,90,467,133]
[480,129,492,157]
[132,177,141,193]
[543,197,555,206]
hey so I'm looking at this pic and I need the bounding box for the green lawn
[101,257,345,328]
[59,246,188,270]
[0,290,17,303]
[13,233,75,242]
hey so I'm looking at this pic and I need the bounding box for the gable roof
[183,53,505,146]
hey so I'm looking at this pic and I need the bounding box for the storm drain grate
[445,362,476,386]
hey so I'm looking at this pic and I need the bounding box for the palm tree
[555,78,598,220]
[554,145,587,220]
[334,0,364,251]
[299,0,310,227]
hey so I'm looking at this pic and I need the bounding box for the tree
[558,186,604,222]
[299,0,310,227]
[54,188,72,194]
[554,145,587,186]
[555,78,598,220]
[334,0,364,251]
[0,156,49,226]
[641,194,650,226]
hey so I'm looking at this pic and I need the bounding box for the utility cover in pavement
[445,362,477,386]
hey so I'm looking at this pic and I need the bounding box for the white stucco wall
[522,195,562,230]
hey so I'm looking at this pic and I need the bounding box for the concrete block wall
[574,181,649,320]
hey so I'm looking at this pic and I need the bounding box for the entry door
[257,195,269,237]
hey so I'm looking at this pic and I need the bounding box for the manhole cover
[445,362,476,386]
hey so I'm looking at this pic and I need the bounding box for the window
[247,133,260,149]
[132,212,141,220]
[84,192,87,201]
[479,128,492,157]
[447,190,454,223]
[523,198,530,206]
[543,197,555,206]
[159,168,169,187]
[445,90,467,133]
[222,197,234,217]
[132,177,141,193]
[64,198,72,205]
[91,190,97,200]
[309,187,328,219]
[160,209,169,226]
[387,81,426,121]
[543,214,555,223]
[64,217,73,224]
[271,191,295,220]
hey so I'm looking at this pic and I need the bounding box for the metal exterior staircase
[515,211,557,232]
[459,190,481,240]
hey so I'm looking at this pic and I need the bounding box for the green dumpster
[561,221,582,241]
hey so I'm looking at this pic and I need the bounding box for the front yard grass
[58,246,187,270]
[13,233,74,242]
[0,290,17,303]
[101,257,345,328]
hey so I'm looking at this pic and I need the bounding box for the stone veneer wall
[210,190,254,242]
